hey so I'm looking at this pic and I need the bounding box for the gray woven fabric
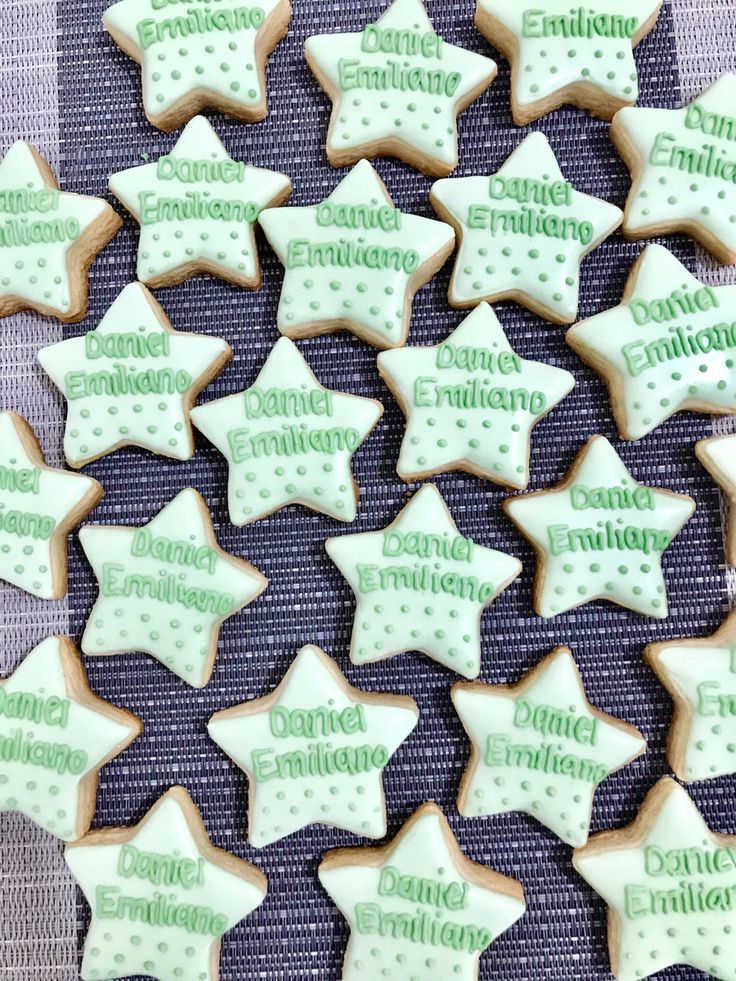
[2,0,736,979]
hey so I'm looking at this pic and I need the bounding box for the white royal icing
[378,302,575,487]
[696,431,736,565]
[208,644,419,847]
[325,483,522,678]
[430,132,622,323]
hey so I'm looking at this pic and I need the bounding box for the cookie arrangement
[3,2,736,981]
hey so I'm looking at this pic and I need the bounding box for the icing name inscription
[649,105,736,186]
[0,466,55,542]
[136,5,266,50]
[697,647,736,718]
[0,686,89,777]
[468,176,592,245]
[521,8,638,39]
[624,845,736,920]
[0,187,79,249]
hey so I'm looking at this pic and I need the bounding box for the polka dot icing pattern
[65,786,267,981]
[430,132,623,324]
[325,483,522,678]
[568,245,736,439]
[573,778,736,981]
[102,0,291,131]
[646,612,736,782]
[696,432,736,565]
[474,0,663,125]
[208,644,419,847]
[37,282,232,467]
[377,302,575,488]
[79,487,267,688]
[503,435,695,619]
[304,0,497,177]
[0,412,103,599]
[258,159,455,350]
[319,802,526,981]
[0,637,141,841]
[190,336,384,524]
[613,75,736,263]
[0,141,120,322]
[452,646,646,846]
[108,115,292,290]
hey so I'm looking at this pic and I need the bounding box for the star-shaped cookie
[0,412,103,599]
[325,483,521,678]
[319,802,526,981]
[646,611,736,782]
[452,646,646,846]
[37,282,231,467]
[430,132,623,323]
[109,116,291,290]
[612,75,736,263]
[65,786,267,981]
[475,0,663,126]
[378,302,575,487]
[304,0,497,176]
[696,432,736,565]
[0,141,120,322]
[259,159,455,349]
[503,435,695,618]
[573,777,736,981]
[102,0,291,131]
[191,337,383,524]
[568,245,736,439]
[79,487,267,688]
[0,636,141,840]
[208,644,419,847]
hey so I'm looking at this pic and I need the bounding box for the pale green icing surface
[568,245,736,439]
[109,115,291,286]
[617,75,736,255]
[477,0,660,111]
[430,132,622,321]
[698,432,736,490]
[453,648,645,846]
[378,302,574,487]
[325,483,522,678]
[0,141,110,316]
[504,435,695,619]
[0,412,100,599]
[65,790,267,981]
[319,806,526,981]
[259,159,455,349]
[0,637,135,841]
[304,0,496,173]
[208,644,419,847]
[103,0,285,122]
[79,487,266,687]
[656,643,736,781]
[574,780,736,981]
[37,282,230,466]
[190,336,383,524]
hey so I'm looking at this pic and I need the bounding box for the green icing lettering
[0,464,40,495]
[243,386,333,419]
[697,680,736,718]
[157,155,248,184]
[488,175,572,207]
[356,561,494,603]
[338,58,460,98]
[412,375,547,414]
[251,742,390,782]
[137,6,266,50]
[649,131,736,184]
[361,24,443,60]
[94,884,228,936]
[84,330,171,360]
[65,365,191,400]
[316,201,402,232]
[131,528,218,573]
[226,425,361,463]
[117,844,204,889]
[285,237,419,274]
[436,341,521,375]
[0,727,87,775]
[0,508,56,540]
[513,697,598,746]
[547,522,670,556]
[0,687,69,727]
[484,732,607,785]
[0,188,60,214]
[139,190,260,224]
[100,561,234,615]
[269,704,366,738]
[629,285,719,326]
[0,217,79,249]
[378,865,467,911]
[466,203,594,245]
[354,900,492,954]
[685,103,736,143]
[382,530,474,562]
[621,321,736,378]
[569,484,654,511]
[521,7,638,39]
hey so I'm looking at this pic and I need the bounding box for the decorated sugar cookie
[573,777,736,980]
[259,159,455,349]
[208,644,419,847]
[568,245,736,439]
[37,282,231,468]
[452,647,646,846]
[612,75,736,263]
[475,0,663,126]
[325,483,522,678]
[0,142,120,322]
[0,637,141,841]
[430,132,623,324]
[503,435,695,618]
[79,488,267,688]
[102,0,291,131]
[0,412,103,599]
[304,0,497,177]
[377,302,575,488]
[65,786,267,981]
[109,116,291,290]
[696,432,736,565]
[319,802,526,981]
[646,612,736,782]
[191,337,383,524]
